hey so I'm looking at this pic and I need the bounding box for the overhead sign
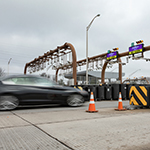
[107,51,118,61]
[129,44,144,55]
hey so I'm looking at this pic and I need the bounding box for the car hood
[52,85,88,94]
[53,85,79,91]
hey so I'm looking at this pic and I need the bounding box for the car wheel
[67,94,84,107]
[0,95,19,110]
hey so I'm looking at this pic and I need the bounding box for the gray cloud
[1,0,150,78]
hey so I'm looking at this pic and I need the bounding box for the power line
[0,42,50,50]
[0,42,51,59]
[0,53,36,60]
[0,49,41,57]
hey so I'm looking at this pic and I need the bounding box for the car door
[1,77,53,105]
[19,77,63,104]
[17,77,55,104]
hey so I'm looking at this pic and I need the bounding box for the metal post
[86,14,100,85]
[86,29,88,85]
[128,69,141,79]
[8,58,12,75]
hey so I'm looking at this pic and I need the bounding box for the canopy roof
[64,71,125,79]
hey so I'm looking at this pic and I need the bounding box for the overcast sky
[1,0,150,80]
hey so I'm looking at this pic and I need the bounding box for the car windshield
[2,76,57,87]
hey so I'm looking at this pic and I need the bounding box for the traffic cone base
[115,108,127,111]
[115,92,127,111]
[86,92,98,113]
[86,110,98,113]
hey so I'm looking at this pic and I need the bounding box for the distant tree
[0,68,5,77]
[40,72,51,78]
[40,72,47,77]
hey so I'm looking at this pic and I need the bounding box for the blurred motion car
[0,75,89,110]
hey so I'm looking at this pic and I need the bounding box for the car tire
[67,94,84,107]
[0,95,19,110]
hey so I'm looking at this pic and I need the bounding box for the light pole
[86,14,100,85]
[110,67,118,72]
[128,69,141,78]
[8,58,12,75]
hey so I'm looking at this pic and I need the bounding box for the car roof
[0,74,43,81]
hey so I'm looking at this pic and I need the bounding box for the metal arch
[24,64,28,74]
[56,51,108,84]
[24,42,77,85]
[55,43,77,85]
[118,58,122,83]
[66,43,77,85]
[24,43,150,85]
[101,61,108,84]
[101,58,122,84]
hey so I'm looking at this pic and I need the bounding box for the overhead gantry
[24,41,150,85]
[101,43,150,84]
[24,43,77,85]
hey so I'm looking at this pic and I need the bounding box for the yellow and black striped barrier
[74,86,83,91]
[129,85,149,106]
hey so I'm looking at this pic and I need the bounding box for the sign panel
[107,51,118,61]
[129,44,143,55]
[129,85,148,106]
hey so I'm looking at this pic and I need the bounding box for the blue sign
[129,44,143,55]
[107,51,118,60]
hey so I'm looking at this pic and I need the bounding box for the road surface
[1,100,150,150]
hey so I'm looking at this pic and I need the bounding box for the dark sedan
[0,75,89,110]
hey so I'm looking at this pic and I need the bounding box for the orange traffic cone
[115,92,126,111]
[86,92,98,113]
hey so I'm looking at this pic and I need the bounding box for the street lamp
[8,58,12,75]
[86,14,100,85]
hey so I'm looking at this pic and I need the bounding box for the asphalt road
[2,100,150,150]
[3,100,129,114]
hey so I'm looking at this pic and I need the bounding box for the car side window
[2,78,25,85]
[14,78,25,84]
[32,77,54,86]
[2,77,31,85]
[2,79,16,85]
[2,76,56,86]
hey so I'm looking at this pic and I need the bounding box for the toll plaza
[2,41,150,150]
[24,40,150,108]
